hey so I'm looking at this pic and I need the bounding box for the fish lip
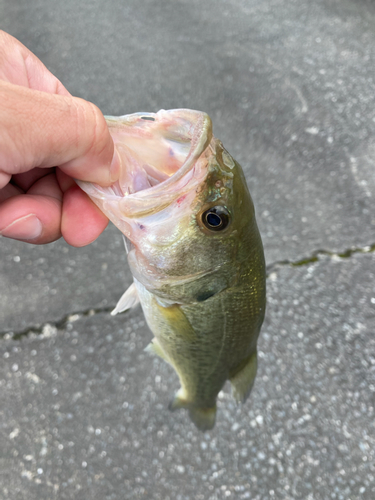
[109,109,213,218]
[75,109,214,234]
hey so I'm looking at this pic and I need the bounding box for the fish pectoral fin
[169,390,216,431]
[111,282,140,316]
[153,301,197,341]
[229,351,258,404]
[144,338,171,364]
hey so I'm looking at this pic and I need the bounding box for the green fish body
[78,109,266,430]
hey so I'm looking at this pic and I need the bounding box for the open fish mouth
[77,109,213,219]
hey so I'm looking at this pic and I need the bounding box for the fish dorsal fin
[111,282,140,316]
[229,351,258,403]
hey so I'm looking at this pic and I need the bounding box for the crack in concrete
[0,306,113,341]
[1,242,374,341]
[266,242,375,275]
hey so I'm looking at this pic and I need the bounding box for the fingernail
[0,215,43,241]
[109,148,121,184]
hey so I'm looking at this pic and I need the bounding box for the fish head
[78,109,261,304]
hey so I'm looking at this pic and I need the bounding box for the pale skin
[0,30,120,246]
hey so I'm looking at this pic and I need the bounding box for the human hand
[0,30,120,246]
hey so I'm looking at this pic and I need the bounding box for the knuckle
[85,102,111,160]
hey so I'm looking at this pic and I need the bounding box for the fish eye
[201,206,230,232]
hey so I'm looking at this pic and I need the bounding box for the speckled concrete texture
[1,0,374,498]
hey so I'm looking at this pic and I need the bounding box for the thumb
[0,80,120,188]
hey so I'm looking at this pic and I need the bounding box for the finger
[0,172,11,189]
[61,185,108,247]
[0,30,70,95]
[12,167,55,192]
[0,194,62,244]
[56,168,76,193]
[27,172,63,201]
[0,183,23,203]
[0,170,60,205]
[0,80,120,186]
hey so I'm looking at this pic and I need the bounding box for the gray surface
[1,254,374,499]
[0,226,129,332]
[1,0,375,498]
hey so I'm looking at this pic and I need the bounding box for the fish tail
[188,406,216,431]
[169,390,216,431]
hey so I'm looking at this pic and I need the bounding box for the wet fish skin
[77,109,266,430]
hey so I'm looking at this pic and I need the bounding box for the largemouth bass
[78,109,266,430]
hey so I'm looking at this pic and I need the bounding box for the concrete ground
[0,0,374,499]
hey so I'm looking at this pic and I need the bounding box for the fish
[77,109,266,430]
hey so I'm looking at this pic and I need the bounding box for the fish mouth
[78,109,213,219]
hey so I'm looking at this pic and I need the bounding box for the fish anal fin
[229,351,258,404]
[111,282,139,316]
[168,389,217,431]
[144,338,170,364]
